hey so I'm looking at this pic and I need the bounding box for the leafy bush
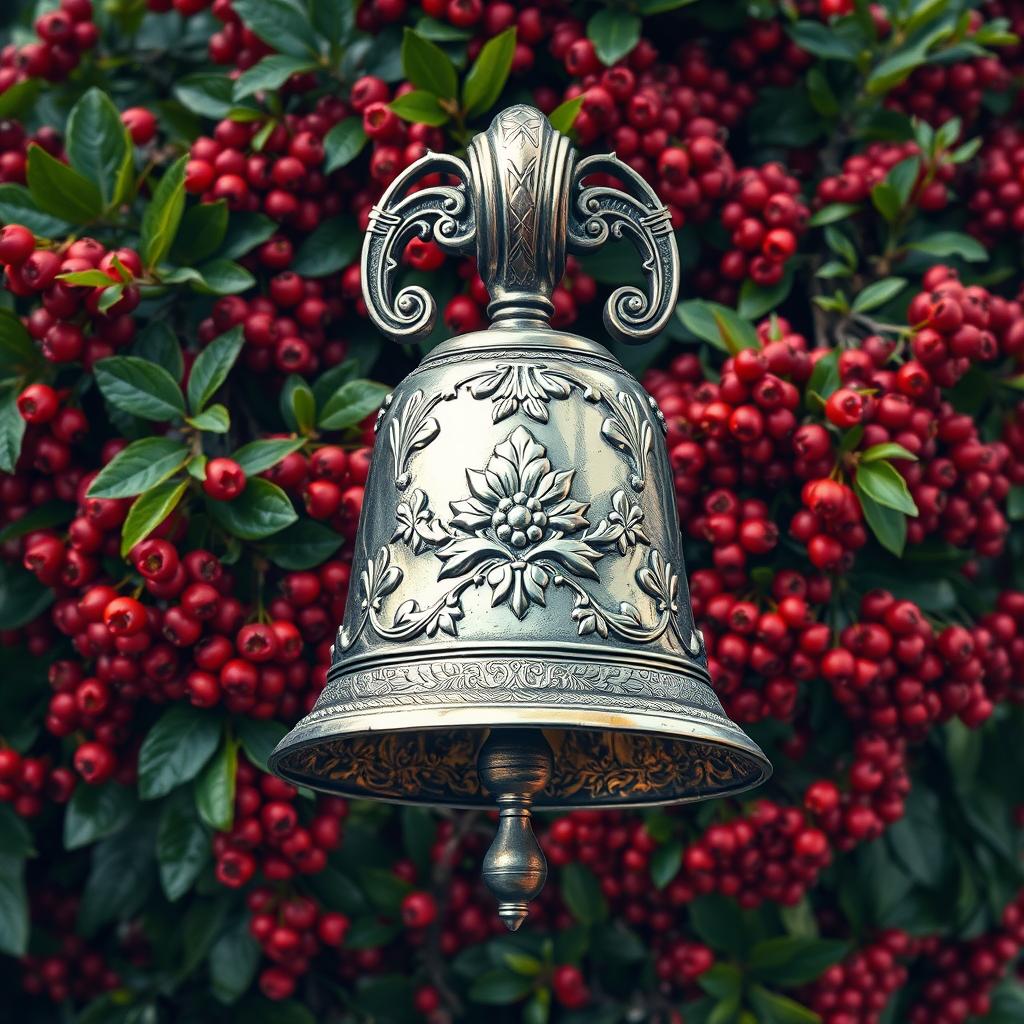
[1,0,1023,1022]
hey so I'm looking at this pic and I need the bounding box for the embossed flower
[467,363,572,423]
[608,490,650,554]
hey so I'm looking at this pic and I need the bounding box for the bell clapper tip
[477,729,553,931]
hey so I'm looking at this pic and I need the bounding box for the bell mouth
[269,705,771,810]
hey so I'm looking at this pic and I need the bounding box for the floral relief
[460,363,576,423]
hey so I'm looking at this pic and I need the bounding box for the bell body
[269,325,769,807]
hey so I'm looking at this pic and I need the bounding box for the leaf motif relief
[388,388,442,490]
[600,390,654,492]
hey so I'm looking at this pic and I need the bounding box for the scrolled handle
[361,153,476,342]
[567,154,680,345]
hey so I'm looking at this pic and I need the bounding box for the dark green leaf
[676,300,759,353]
[469,970,534,1005]
[191,259,256,295]
[236,719,288,772]
[186,404,230,432]
[698,963,742,999]
[174,73,237,120]
[360,866,411,911]
[157,789,211,901]
[463,27,517,118]
[0,559,53,630]
[195,736,237,832]
[209,912,261,1005]
[233,437,306,475]
[591,923,646,963]
[749,986,819,1024]
[806,67,839,117]
[549,97,584,136]
[870,182,902,223]
[0,389,26,475]
[324,117,368,172]
[0,854,28,956]
[390,90,450,126]
[232,0,320,58]
[311,0,355,44]
[650,841,682,889]
[748,937,848,986]
[738,272,793,320]
[887,156,920,207]
[121,478,188,556]
[78,823,156,936]
[688,894,747,957]
[207,477,298,540]
[0,805,32,859]
[141,155,188,268]
[0,308,42,378]
[66,88,134,207]
[290,217,359,276]
[560,863,607,925]
[138,704,223,800]
[219,211,277,260]
[171,200,229,265]
[318,379,389,430]
[400,806,435,877]
[851,277,907,313]
[0,183,71,237]
[88,437,190,499]
[26,144,103,224]
[788,21,861,60]
[64,782,138,850]
[188,326,244,413]
[0,78,39,119]
[808,202,860,226]
[587,10,641,66]
[0,500,73,544]
[281,375,317,433]
[234,55,318,100]
[259,518,345,569]
[855,480,908,556]
[855,459,918,515]
[861,442,917,463]
[401,28,458,99]
[906,231,987,263]
[58,268,123,287]
[94,356,186,421]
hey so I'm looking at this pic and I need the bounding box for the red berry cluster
[908,888,1024,1024]
[0,118,63,185]
[0,747,74,818]
[0,0,97,94]
[800,929,915,1024]
[726,19,812,89]
[967,123,1024,243]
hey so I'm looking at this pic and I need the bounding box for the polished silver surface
[271,105,770,927]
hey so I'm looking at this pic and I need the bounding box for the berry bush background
[1,0,1024,1021]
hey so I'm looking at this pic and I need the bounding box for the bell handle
[361,152,477,342]
[567,153,680,345]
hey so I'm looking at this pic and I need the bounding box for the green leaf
[748,986,820,1024]
[174,73,238,120]
[0,183,72,237]
[187,404,230,433]
[0,854,28,956]
[0,560,53,630]
[360,866,411,911]
[78,824,156,936]
[906,231,987,263]
[290,217,359,276]
[236,719,288,773]
[855,459,918,515]
[281,375,317,433]
[390,90,450,127]
[318,379,389,430]
[121,478,188,556]
[259,519,345,569]
[676,300,759,353]
[548,96,584,136]
[861,442,917,463]
[157,789,211,901]
[851,277,907,313]
[698,963,742,1000]
[58,269,123,287]
[401,28,458,99]
[234,55,318,100]
[88,438,190,499]
[0,78,39,119]
[66,88,134,208]
[207,477,298,540]
[463,27,517,118]
[788,21,860,60]
[469,970,534,1005]
[748,937,848,986]
[560,863,607,925]
[232,0,320,57]
[738,272,793,320]
[138,704,223,801]
[0,389,26,474]
[233,437,306,475]
[870,181,902,223]
[808,202,860,226]
[867,43,934,96]
[64,782,138,850]
[188,326,244,413]
[0,500,73,545]
[141,155,188,269]
[587,9,641,66]
[854,480,907,556]
[0,308,42,378]
[219,211,277,260]
[806,67,839,117]
[26,144,103,224]
[195,736,237,832]
[311,0,355,44]
[191,259,257,295]
[401,806,435,877]
[824,225,857,267]
[688,894,747,957]
[94,356,186,421]
[324,117,368,172]
[887,156,920,207]
[0,806,32,858]
[171,200,229,265]
[650,841,682,889]
[816,260,853,279]
[209,912,261,1005]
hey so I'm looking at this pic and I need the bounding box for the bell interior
[270,724,770,810]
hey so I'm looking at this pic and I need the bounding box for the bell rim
[268,703,772,811]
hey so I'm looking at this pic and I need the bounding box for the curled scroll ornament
[567,154,680,345]
[361,152,477,342]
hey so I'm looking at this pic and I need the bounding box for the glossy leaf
[401,28,457,99]
[94,356,186,421]
[138,704,223,800]
[66,88,134,208]
[26,144,103,224]
[206,478,298,540]
[188,326,244,413]
[463,27,516,118]
[87,438,190,499]
[141,155,188,268]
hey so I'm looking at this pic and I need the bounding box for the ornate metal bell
[270,105,770,930]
